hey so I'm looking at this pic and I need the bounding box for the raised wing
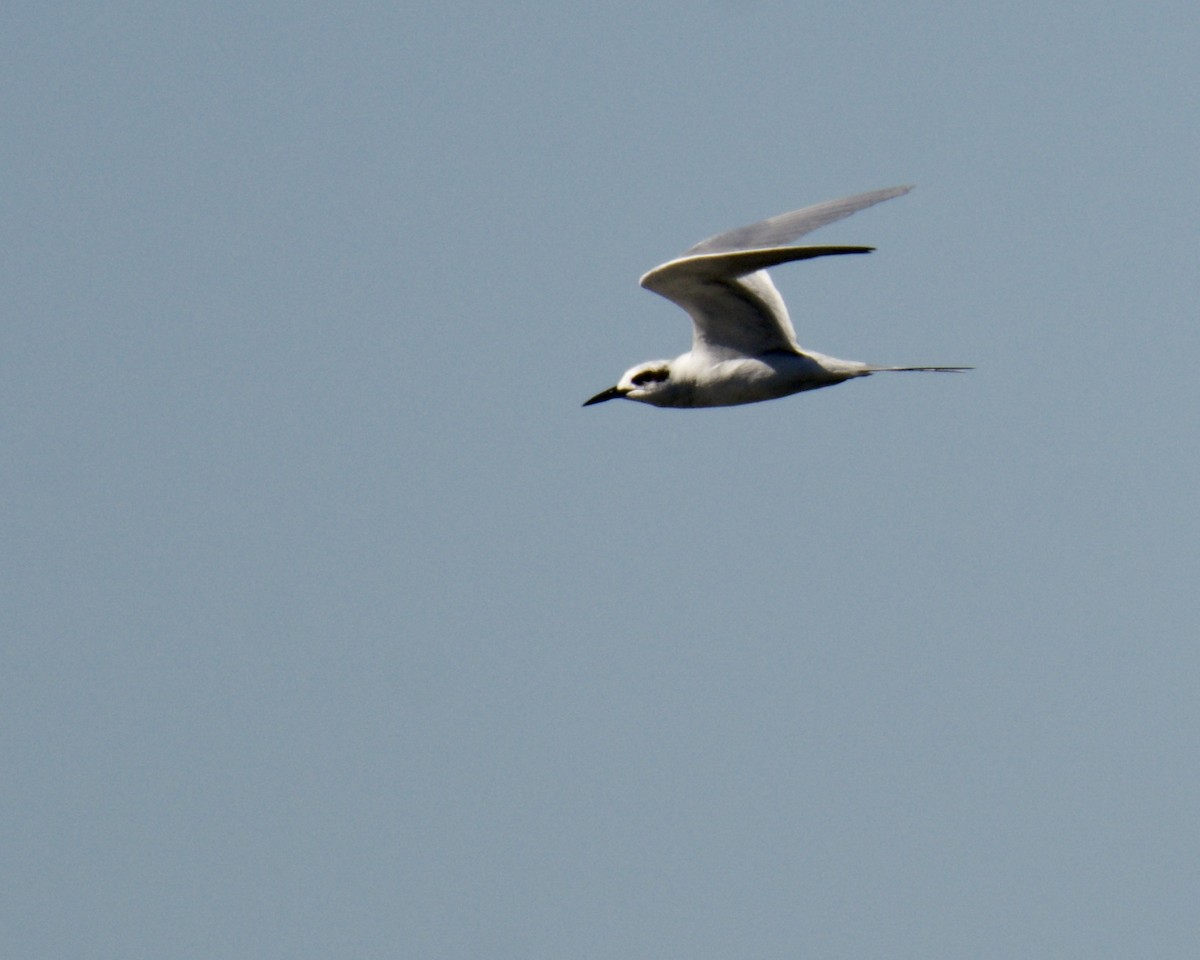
[640,246,871,357]
[638,186,912,357]
[685,185,912,256]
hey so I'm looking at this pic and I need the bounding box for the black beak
[582,386,626,407]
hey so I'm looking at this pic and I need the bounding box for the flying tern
[584,185,970,408]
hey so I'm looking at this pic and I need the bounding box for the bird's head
[583,360,674,407]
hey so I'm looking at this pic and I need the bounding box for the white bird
[584,185,970,408]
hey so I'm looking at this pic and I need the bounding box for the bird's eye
[631,368,669,386]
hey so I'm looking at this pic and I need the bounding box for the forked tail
[872,365,974,373]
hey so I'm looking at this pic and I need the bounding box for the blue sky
[4,2,1198,957]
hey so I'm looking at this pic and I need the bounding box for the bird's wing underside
[684,185,912,256]
[640,245,872,357]
[638,186,912,357]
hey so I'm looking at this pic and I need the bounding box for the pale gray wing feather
[638,186,911,356]
[640,246,871,357]
[685,185,912,256]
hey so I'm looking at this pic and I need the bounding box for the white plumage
[584,186,970,409]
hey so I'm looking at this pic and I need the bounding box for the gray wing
[640,246,871,357]
[639,186,911,357]
[685,185,912,256]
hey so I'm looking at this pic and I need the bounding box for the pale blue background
[4,2,1198,957]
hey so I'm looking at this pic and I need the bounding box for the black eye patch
[631,368,669,386]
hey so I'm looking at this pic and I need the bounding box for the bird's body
[609,349,870,409]
[584,185,970,409]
